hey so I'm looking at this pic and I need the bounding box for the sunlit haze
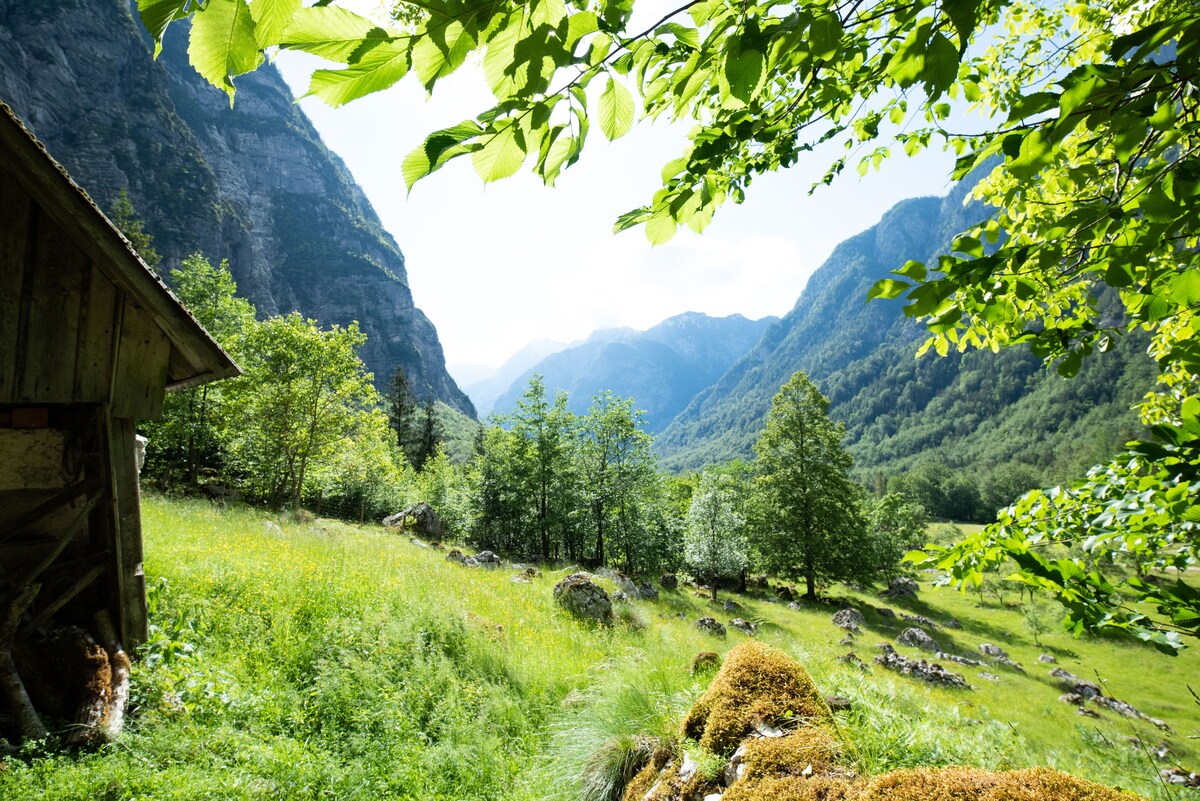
[274,24,956,383]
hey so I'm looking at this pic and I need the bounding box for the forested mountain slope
[656,184,1156,484]
[0,0,473,414]
[491,312,776,431]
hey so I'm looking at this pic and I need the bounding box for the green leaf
[188,0,263,104]
[723,41,764,104]
[952,235,983,258]
[645,211,677,245]
[809,12,842,60]
[868,278,910,301]
[280,6,395,63]
[413,21,476,90]
[249,0,300,48]
[940,0,981,52]
[657,22,700,49]
[566,12,598,49]
[472,121,527,182]
[894,260,927,281]
[921,32,959,95]
[597,76,635,141]
[308,41,410,107]
[483,21,522,99]
[138,0,193,51]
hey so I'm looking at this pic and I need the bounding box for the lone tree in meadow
[684,472,748,602]
[755,371,867,599]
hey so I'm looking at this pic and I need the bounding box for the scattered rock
[1038,653,1057,664]
[936,652,986,667]
[635,582,659,601]
[679,753,699,782]
[612,590,629,603]
[979,671,1000,681]
[787,601,803,612]
[839,636,855,647]
[723,598,742,612]
[446,549,467,564]
[1160,768,1200,787]
[519,566,541,579]
[776,585,796,602]
[837,652,869,672]
[832,607,865,632]
[979,643,1024,671]
[263,520,283,535]
[473,550,502,567]
[901,613,940,629]
[597,568,637,594]
[692,652,721,674]
[883,576,919,598]
[383,502,444,541]
[552,573,613,623]
[1076,706,1101,718]
[747,574,770,589]
[729,618,756,636]
[944,618,963,629]
[898,627,940,652]
[724,743,748,786]
[979,643,1010,660]
[825,694,853,712]
[750,716,786,738]
[875,606,897,619]
[1051,668,1171,731]
[696,617,727,637]
[660,573,678,590]
[875,644,971,689]
[408,537,429,548]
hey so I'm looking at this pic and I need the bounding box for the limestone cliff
[0,0,474,415]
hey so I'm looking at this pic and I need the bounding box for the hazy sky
[273,10,956,384]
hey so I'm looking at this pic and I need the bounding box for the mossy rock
[738,728,842,783]
[723,767,1143,801]
[691,651,722,675]
[853,766,1143,800]
[680,641,833,756]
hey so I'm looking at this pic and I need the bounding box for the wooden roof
[0,101,239,392]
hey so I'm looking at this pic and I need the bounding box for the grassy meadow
[0,497,1197,800]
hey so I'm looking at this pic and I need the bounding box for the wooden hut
[0,102,239,743]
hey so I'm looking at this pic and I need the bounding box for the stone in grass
[697,617,728,637]
[692,651,722,674]
[552,573,613,623]
[1039,653,1058,664]
[883,576,919,598]
[724,598,743,612]
[635,582,659,601]
[660,573,678,590]
[898,626,940,652]
[832,607,865,632]
[730,618,757,635]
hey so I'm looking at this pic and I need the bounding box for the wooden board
[110,298,170,420]
[18,211,86,403]
[0,169,33,402]
[107,416,147,649]
[75,263,119,404]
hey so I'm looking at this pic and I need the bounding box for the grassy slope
[1,498,1196,800]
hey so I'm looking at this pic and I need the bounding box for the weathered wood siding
[0,165,171,421]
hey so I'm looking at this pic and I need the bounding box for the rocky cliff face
[0,0,474,415]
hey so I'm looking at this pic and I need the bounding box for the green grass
[0,497,1196,800]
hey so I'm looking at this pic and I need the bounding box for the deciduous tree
[755,371,867,598]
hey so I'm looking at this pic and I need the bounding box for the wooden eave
[0,101,240,394]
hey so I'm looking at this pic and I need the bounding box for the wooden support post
[106,416,147,650]
[23,561,107,633]
[0,583,47,741]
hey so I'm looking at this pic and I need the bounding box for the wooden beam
[0,477,101,546]
[7,490,99,592]
[23,561,107,633]
[107,416,147,649]
[0,168,33,402]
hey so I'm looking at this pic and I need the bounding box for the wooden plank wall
[0,166,170,421]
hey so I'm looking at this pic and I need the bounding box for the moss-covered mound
[738,728,842,783]
[721,767,1142,801]
[681,642,833,755]
[854,766,1141,800]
